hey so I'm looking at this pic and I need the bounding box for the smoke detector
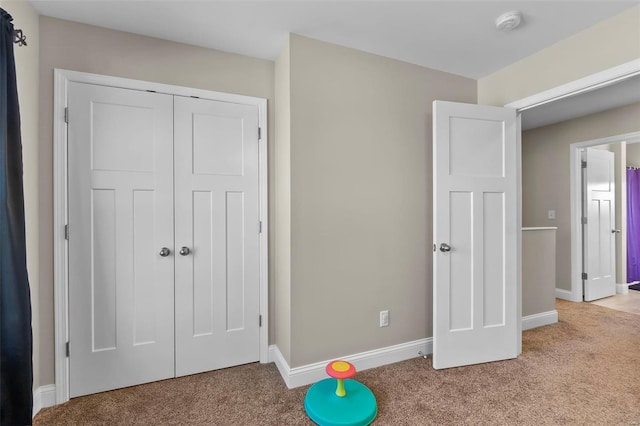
[495,11,523,32]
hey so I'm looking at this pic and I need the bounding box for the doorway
[581,146,617,301]
[54,70,269,402]
[569,134,640,302]
[509,61,640,304]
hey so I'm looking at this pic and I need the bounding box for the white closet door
[68,82,175,397]
[174,97,261,376]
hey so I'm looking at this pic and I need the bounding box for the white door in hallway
[174,97,261,376]
[68,82,175,397]
[583,148,616,301]
[432,101,519,369]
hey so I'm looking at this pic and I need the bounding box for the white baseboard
[522,310,558,331]
[33,384,56,417]
[270,338,432,389]
[616,283,629,294]
[556,288,581,302]
[270,309,561,389]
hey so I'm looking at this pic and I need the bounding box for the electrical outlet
[548,210,556,220]
[379,310,389,327]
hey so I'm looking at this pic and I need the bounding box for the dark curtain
[628,168,640,282]
[0,8,33,425]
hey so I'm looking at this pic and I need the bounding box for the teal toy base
[304,378,377,426]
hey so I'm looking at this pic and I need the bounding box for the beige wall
[281,34,476,367]
[628,143,640,167]
[522,103,640,292]
[34,5,636,386]
[38,17,275,386]
[274,39,291,362]
[522,230,556,317]
[478,5,640,106]
[1,0,40,390]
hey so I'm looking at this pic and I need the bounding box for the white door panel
[433,101,518,369]
[174,97,260,376]
[68,82,175,397]
[69,84,262,396]
[584,148,616,301]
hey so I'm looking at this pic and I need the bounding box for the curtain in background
[1,8,33,425]
[628,168,640,283]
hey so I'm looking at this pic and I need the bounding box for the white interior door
[583,148,616,301]
[68,82,175,397]
[174,97,261,376]
[433,100,519,370]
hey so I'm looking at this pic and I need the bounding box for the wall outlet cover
[379,310,389,327]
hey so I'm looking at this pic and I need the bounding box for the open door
[583,148,616,301]
[433,101,519,369]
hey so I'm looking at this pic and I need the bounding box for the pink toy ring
[325,361,356,397]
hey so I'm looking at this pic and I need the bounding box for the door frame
[505,59,640,303]
[568,132,640,302]
[53,69,269,403]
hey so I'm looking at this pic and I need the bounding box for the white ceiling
[29,0,637,79]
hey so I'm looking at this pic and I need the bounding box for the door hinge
[64,107,69,124]
[433,244,436,252]
[258,127,262,140]
[66,341,70,357]
[259,315,262,327]
[259,221,263,234]
[582,272,588,280]
[64,224,69,240]
[581,161,587,168]
[581,217,587,225]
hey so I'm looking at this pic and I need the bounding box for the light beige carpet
[35,300,640,425]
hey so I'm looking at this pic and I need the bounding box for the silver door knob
[179,246,191,256]
[159,247,171,257]
[439,243,451,253]
[612,229,621,234]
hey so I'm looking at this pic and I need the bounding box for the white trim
[53,70,70,404]
[506,59,640,112]
[271,339,432,389]
[53,69,269,403]
[516,114,523,355]
[268,344,277,363]
[257,97,269,363]
[522,227,557,231]
[270,345,291,386]
[616,283,629,294]
[271,306,558,389]
[33,384,56,417]
[569,132,640,304]
[54,69,267,105]
[522,311,558,331]
[556,287,580,302]
[570,145,585,304]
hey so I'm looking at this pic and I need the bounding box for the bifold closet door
[174,97,261,376]
[68,82,175,397]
